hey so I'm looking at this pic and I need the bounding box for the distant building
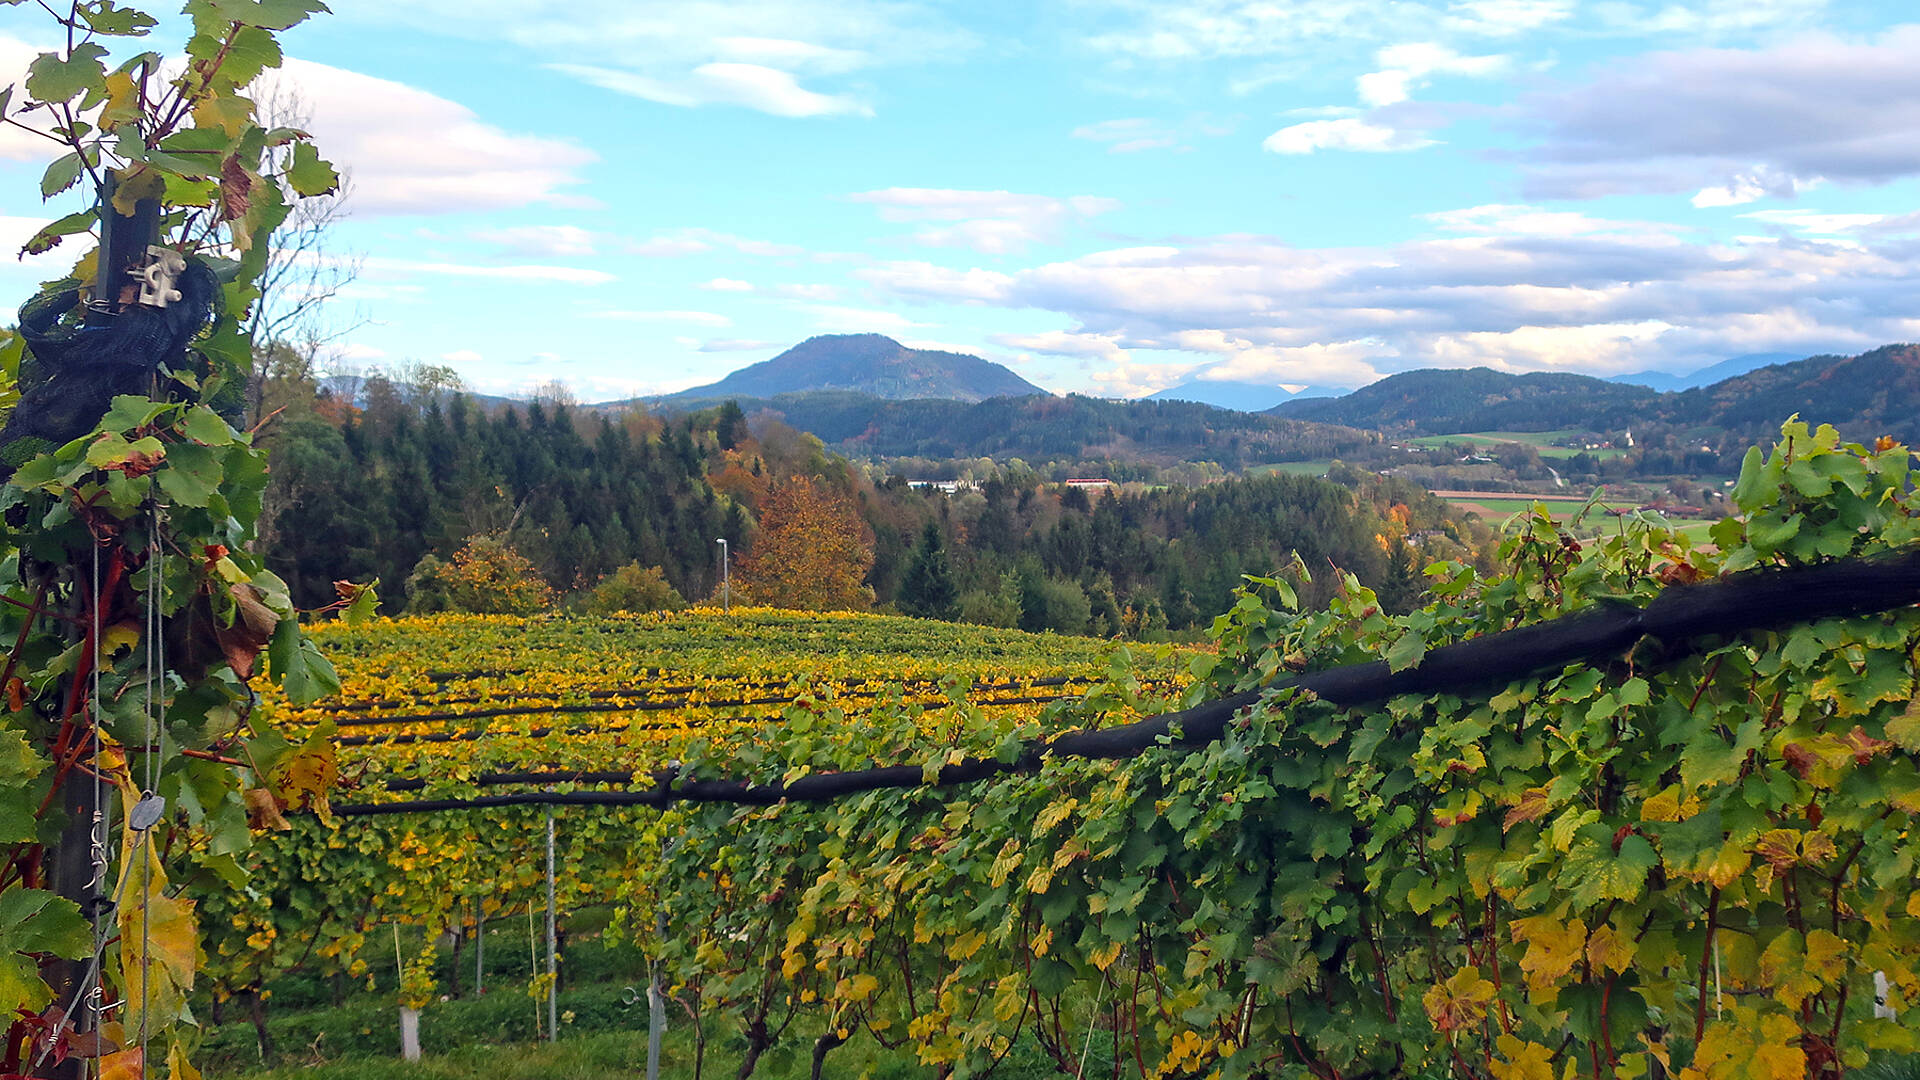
[907,480,972,495]
[1064,478,1113,489]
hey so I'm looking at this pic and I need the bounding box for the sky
[3,0,1920,401]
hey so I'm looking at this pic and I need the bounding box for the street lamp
[715,538,729,613]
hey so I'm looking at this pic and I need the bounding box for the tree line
[255,366,1488,635]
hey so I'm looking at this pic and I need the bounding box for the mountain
[1608,352,1808,392]
[1269,368,1660,433]
[657,334,1043,404]
[1663,346,1918,437]
[1264,345,1920,444]
[654,390,1379,470]
[1146,379,1351,412]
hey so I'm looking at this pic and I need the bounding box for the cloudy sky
[3,0,1920,400]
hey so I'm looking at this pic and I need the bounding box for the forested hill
[1267,344,1920,441]
[657,390,1379,472]
[1269,368,1662,432]
[257,370,1481,632]
[656,333,1042,403]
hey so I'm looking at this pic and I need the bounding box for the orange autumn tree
[737,476,875,611]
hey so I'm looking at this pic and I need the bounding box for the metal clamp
[136,246,186,308]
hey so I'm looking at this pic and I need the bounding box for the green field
[1248,459,1333,477]
[1408,431,1629,460]
[1441,494,1721,543]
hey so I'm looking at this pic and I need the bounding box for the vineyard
[197,609,1192,1068]
[178,420,1920,1080]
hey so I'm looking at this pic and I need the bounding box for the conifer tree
[898,519,959,620]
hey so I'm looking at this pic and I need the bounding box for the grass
[1407,431,1629,460]
[1247,460,1333,477]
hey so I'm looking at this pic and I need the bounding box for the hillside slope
[1267,345,1920,441]
[659,334,1042,403]
[1270,368,1659,433]
[671,390,1380,468]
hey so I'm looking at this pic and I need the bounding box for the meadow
[1407,429,1630,459]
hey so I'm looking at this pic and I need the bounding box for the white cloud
[699,277,758,292]
[1070,117,1183,153]
[1423,203,1686,240]
[773,283,841,300]
[623,229,806,258]
[471,225,600,257]
[804,304,929,333]
[860,220,1919,390]
[854,261,1015,303]
[334,0,968,119]
[589,309,734,326]
[550,61,872,118]
[1738,208,1886,235]
[1356,43,1508,107]
[1690,169,1821,207]
[1082,0,1822,64]
[0,214,90,269]
[363,256,615,285]
[698,338,782,352]
[849,188,1123,254]
[1264,117,1432,154]
[1518,27,1920,200]
[1594,0,1828,36]
[1444,0,1574,36]
[990,330,1133,363]
[263,59,595,215]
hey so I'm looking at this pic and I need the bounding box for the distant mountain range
[1144,378,1346,412]
[1606,352,1811,393]
[655,334,1042,404]
[1271,344,1920,442]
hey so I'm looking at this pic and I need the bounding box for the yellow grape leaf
[168,1040,203,1080]
[1033,798,1077,836]
[947,930,986,961]
[1886,697,1920,751]
[1090,939,1124,971]
[1504,786,1551,832]
[1755,830,1802,870]
[1804,929,1847,983]
[1491,1035,1556,1080]
[1511,915,1585,995]
[1641,785,1682,822]
[99,1049,144,1080]
[1423,967,1496,1033]
[116,831,197,1039]
[1752,1014,1810,1080]
[243,788,290,832]
[101,622,141,657]
[1586,924,1636,975]
[1760,931,1824,1009]
[836,973,879,1003]
[269,736,338,814]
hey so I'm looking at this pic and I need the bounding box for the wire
[334,548,1920,816]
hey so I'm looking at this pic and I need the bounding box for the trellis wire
[334,547,1920,816]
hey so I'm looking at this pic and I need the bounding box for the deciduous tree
[737,476,875,611]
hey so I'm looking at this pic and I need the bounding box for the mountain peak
[661,334,1043,404]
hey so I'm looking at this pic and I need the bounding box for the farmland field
[1246,459,1333,477]
[1407,430,1629,459]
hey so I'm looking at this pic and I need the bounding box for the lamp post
[716,538,729,613]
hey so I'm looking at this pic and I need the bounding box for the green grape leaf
[26,43,109,104]
[40,151,86,198]
[284,140,339,197]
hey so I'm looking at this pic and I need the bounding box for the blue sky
[4,0,1920,400]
